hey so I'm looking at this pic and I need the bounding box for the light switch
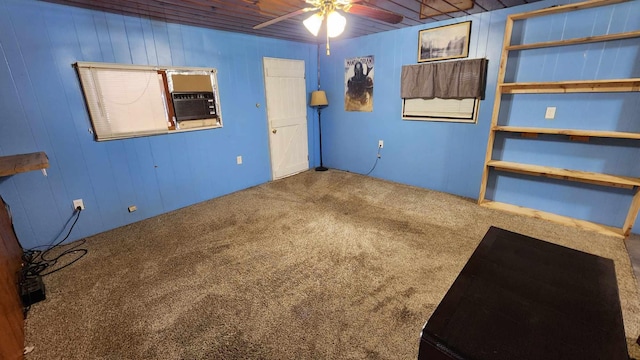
[545,106,556,120]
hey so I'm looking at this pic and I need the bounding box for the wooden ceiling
[40,0,543,43]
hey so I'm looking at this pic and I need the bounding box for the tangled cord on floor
[21,207,87,279]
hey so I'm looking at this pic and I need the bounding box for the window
[75,62,222,141]
[400,58,487,124]
[402,97,479,123]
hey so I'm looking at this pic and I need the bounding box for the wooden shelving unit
[505,29,640,51]
[499,79,640,94]
[487,160,640,189]
[508,0,627,19]
[480,200,625,238]
[478,0,640,239]
[0,152,49,177]
[493,126,640,140]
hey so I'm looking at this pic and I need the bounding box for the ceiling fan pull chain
[326,30,330,55]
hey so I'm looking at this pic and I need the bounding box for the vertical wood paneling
[0,182,35,247]
[151,21,171,66]
[165,134,198,209]
[105,15,132,64]
[72,9,122,234]
[93,13,116,63]
[0,48,36,154]
[184,131,214,201]
[104,142,134,225]
[139,17,158,66]
[72,9,103,61]
[0,0,317,249]
[0,2,40,156]
[146,136,174,211]
[166,23,185,67]
[13,4,104,245]
[124,140,163,221]
[124,16,148,65]
[43,7,106,238]
[0,3,65,247]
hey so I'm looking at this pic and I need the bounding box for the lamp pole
[310,90,329,171]
[315,105,327,171]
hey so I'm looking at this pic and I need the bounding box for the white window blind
[402,97,478,123]
[77,66,169,141]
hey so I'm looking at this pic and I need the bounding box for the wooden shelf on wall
[480,200,625,238]
[487,160,640,189]
[478,0,640,239]
[509,0,628,20]
[0,152,49,177]
[493,126,640,140]
[500,78,640,94]
[506,30,640,51]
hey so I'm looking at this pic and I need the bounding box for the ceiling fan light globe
[303,13,323,36]
[327,11,346,38]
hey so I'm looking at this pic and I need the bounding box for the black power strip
[21,275,46,307]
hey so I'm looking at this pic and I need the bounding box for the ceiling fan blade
[345,4,403,24]
[253,8,316,30]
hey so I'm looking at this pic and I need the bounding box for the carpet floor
[24,169,640,359]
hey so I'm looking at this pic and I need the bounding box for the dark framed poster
[345,55,374,112]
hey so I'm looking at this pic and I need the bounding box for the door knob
[272,129,277,134]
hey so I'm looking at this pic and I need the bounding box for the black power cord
[22,207,87,278]
[365,143,383,175]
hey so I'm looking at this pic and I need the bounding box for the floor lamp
[310,90,329,171]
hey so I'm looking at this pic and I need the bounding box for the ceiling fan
[253,0,404,54]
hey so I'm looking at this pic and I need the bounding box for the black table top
[420,226,628,360]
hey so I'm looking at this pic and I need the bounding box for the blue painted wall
[1,0,639,247]
[318,0,640,233]
[0,0,318,249]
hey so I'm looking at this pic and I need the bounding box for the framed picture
[418,21,471,63]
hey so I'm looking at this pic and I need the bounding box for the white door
[263,57,309,180]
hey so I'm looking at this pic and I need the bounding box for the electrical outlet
[128,205,137,213]
[237,156,243,165]
[378,140,384,149]
[73,199,84,210]
[545,106,556,120]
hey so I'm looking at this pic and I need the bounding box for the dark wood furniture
[0,196,24,360]
[418,226,628,360]
[0,151,49,359]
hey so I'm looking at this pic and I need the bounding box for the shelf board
[506,30,640,51]
[509,0,629,21]
[500,78,640,94]
[480,200,625,239]
[487,160,640,189]
[493,126,640,140]
[0,152,49,177]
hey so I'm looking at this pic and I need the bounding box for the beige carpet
[24,169,640,359]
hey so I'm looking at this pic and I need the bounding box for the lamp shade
[326,11,346,38]
[310,90,329,107]
[303,13,323,37]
